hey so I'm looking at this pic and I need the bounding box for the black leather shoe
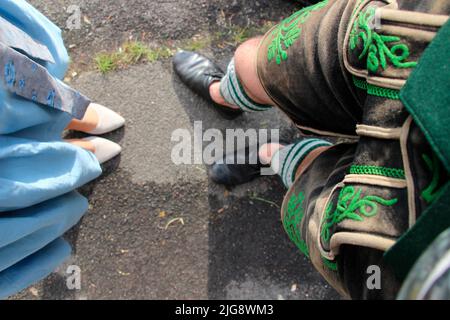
[173,50,243,120]
[209,145,269,187]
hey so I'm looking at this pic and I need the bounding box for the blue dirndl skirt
[0,0,102,298]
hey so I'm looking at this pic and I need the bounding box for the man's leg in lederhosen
[261,0,450,299]
[174,0,450,299]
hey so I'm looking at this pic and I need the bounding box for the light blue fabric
[0,0,102,298]
[0,238,72,299]
[0,192,87,273]
[0,0,71,136]
[0,136,99,211]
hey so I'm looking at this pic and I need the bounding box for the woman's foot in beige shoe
[66,103,125,135]
[67,137,122,164]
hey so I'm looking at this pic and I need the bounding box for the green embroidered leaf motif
[364,195,398,214]
[283,191,309,257]
[345,211,364,222]
[268,46,275,62]
[267,0,330,65]
[349,6,418,72]
[321,202,333,243]
[321,186,398,243]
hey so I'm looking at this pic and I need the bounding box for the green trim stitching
[267,0,330,65]
[321,186,398,242]
[367,84,400,100]
[422,153,445,204]
[352,76,400,100]
[350,165,405,179]
[352,76,368,90]
[350,6,418,73]
[283,192,309,257]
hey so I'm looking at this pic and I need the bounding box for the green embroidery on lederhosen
[349,6,418,73]
[422,153,446,204]
[322,257,338,271]
[321,186,398,243]
[267,0,330,65]
[283,192,309,257]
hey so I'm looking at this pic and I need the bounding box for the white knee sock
[219,59,273,112]
[271,139,333,188]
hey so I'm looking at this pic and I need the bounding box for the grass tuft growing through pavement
[93,21,276,74]
[95,41,174,74]
[95,53,119,73]
[147,47,173,62]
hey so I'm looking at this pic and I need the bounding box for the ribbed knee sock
[219,58,273,112]
[271,139,333,188]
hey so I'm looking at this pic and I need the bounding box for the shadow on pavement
[172,67,339,299]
